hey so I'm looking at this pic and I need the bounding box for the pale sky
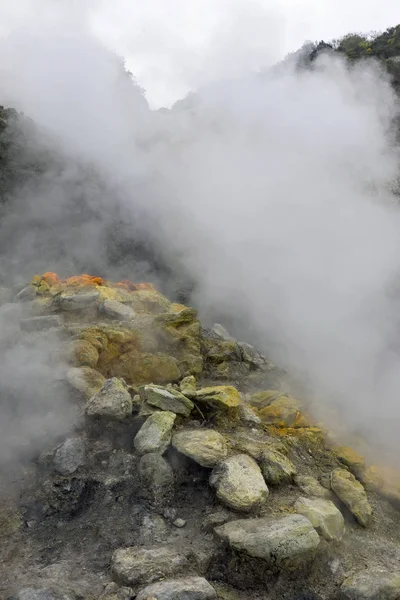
[0,0,399,107]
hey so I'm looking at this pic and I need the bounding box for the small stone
[173,518,186,528]
[99,299,136,321]
[340,568,400,600]
[261,448,296,485]
[136,577,217,600]
[60,291,99,311]
[139,453,174,507]
[294,475,332,499]
[67,366,106,399]
[331,468,372,527]
[294,497,346,541]
[134,411,176,454]
[85,378,133,420]
[53,437,86,476]
[163,507,178,521]
[210,454,269,512]
[20,315,62,332]
[139,384,194,417]
[215,514,320,569]
[237,403,262,426]
[111,546,189,586]
[195,386,241,409]
[179,375,197,396]
[172,429,228,468]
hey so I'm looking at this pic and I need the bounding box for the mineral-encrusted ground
[1,274,400,600]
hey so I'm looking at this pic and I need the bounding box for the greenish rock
[67,366,106,399]
[139,384,194,416]
[206,340,241,363]
[294,475,332,499]
[214,514,320,569]
[136,577,217,600]
[210,454,269,512]
[294,496,346,541]
[179,375,197,396]
[139,452,174,507]
[111,546,189,585]
[85,377,132,420]
[331,468,372,527]
[340,568,400,600]
[172,429,228,468]
[109,350,181,385]
[261,448,296,485]
[195,386,241,410]
[134,411,176,454]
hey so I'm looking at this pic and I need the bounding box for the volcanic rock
[331,468,372,527]
[134,411,176,454]
[139,384,194,416]
[172,429,228,468]
[136,577,217,600]
[294,497,346,541]
[111,546,189,586]
[85,377,132,420]
[260,448,296,485]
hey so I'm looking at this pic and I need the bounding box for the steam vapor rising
[0,3,400,465]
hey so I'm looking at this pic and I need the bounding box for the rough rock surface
[111,546,189,585]
[261,448,296,485]
[209,454,269,511]
[195,386,241,409]
[139,452,174,507]
[85,377,132,420]
[134,411,176,454]
[215,514,320,568]
[140,384,194,416]
[331,468,372,527]
[339,568,400,600]
[172,429,228,468]
[294,496,346,541]
[136,577,217,600]
[53,437,86,476]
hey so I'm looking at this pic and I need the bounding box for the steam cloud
[0,1,400,466]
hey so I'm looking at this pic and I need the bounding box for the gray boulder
[85,378,132,421]
[172,429,228,468]
[136,577,217,600]
[215,514,320,568]
[210,454,269,511]
[340,568,400,600]
[59,291,99,311]
[53,437,86,476]
[134,411,176,454]
[140,384,194,417]
[99,300,136,321]
[294,496,346,541]
[111,546,189,586]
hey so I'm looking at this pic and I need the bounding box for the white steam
[0,3,400,464]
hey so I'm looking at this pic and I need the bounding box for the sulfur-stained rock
[108,350,180,385]
[179,375,197,396]
[130,288,171,314]
[214,514,320,569]
[111,546,188,586]
[134,411,176,454]
[195,386,241,410]
[331,468,372,527]
[256,394,305,427]
[261,448,296,485]
[67,366,106,399]
[249,389,282,408]
[66,339,99,368]
[99,299,136,321]
[362,465,400,505]
[136,577,217,600]
[339,568,400,600]
[172,429,228,468]
[334,446,366,479]
[237,403,262,426]
[210,454,269,512]
[294,475,332,500]
[85,378,132,421]
[139,384,194,417]
[294,497,346,541]
[206,340,241,364]
[228,429,286,460]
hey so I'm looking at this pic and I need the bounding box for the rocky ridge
[0,273,400,600]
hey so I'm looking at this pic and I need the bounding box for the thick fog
[0,3,400,466]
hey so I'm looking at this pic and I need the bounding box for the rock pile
[1,274,400,600]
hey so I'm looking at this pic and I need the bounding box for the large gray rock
[20,315,62,332]
[172,429,228,468]
[140,384,194,417]
[136,577,217,600]
[134,411,176,454]
[111,546,189,586]
[59,291,99,311]
[99,299,136,321]
[331,468,372,527]
[294,497,346,541]
[261,448,296,485]
[85,378,132,421]
[339,568,400,600]
[53,437,86,476]
[215,514,320,568]
[210,454,269,511]
[139,453,174,507]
